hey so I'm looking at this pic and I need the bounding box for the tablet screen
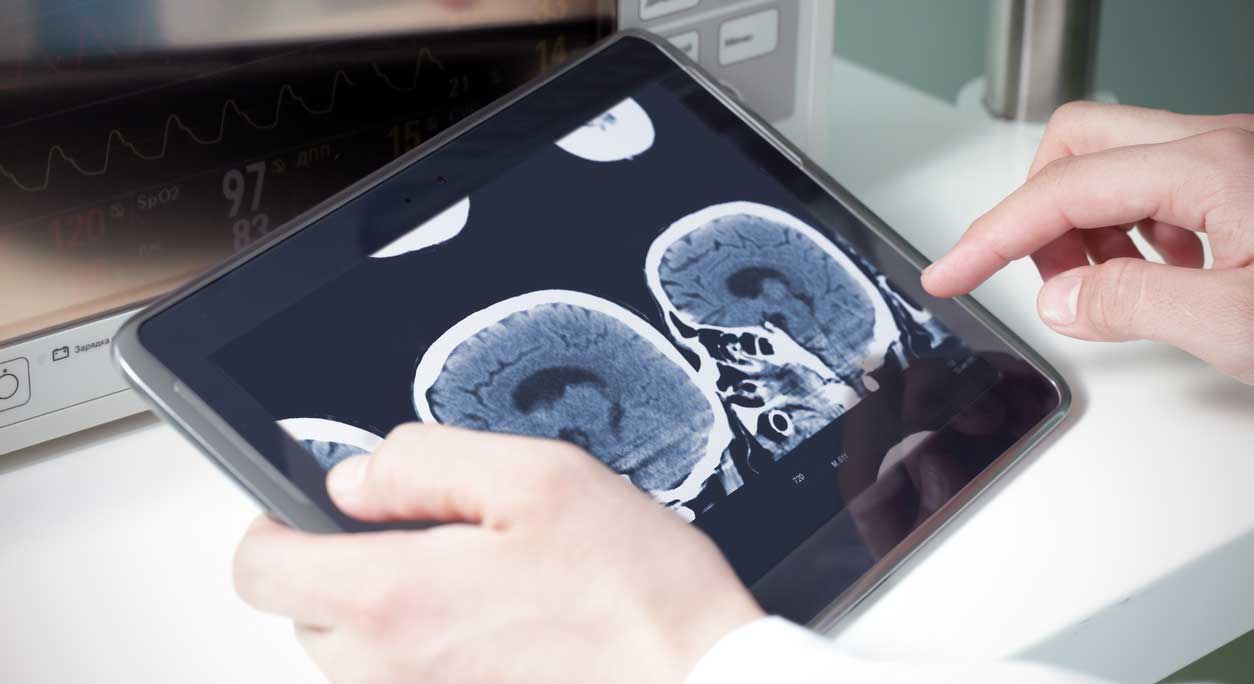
[138,36,1063,622]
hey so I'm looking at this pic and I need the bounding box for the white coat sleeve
[686,617,1115,684]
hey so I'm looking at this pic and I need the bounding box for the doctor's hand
[233,424,764,684]
[922,102,1254,383]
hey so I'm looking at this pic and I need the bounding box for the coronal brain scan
[413,291,734,508]
[278,417,384,470]
[645,202,951,464]
[556,98,656,162]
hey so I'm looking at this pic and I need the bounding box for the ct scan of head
[645,201,902,462]
[413,290,732,506]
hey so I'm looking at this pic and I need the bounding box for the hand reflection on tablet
[841,353,1056,559]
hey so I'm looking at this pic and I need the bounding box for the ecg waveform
[0,48,446,193]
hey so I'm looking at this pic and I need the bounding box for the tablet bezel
[114,30,1072,627]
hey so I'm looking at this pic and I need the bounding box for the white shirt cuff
[685,616,1118,684]
[686,616,847,684]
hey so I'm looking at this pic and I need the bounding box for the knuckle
[1087,258,1147,338]
[364,445,403,498]
[350,578,406,636]
[230,536,267,603]
[385,421,428,448]
[1035,156,1074,192]
[374,425,437,486]
[1194,127,1254,165]
[230,558,260,605]
[1046,100,1097,133]
[515,441,590,508]
[1041,101,1107,149]
[1188,128,1254,238]
[1217,126,1254,155]
[231,563,279,613]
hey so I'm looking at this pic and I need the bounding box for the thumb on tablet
[326,423,563,527]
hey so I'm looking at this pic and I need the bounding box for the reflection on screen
[0,0,611,344]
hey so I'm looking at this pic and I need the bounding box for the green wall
[833,0,1254,114]
[833,0,988,105]
[1162,629,1254,684]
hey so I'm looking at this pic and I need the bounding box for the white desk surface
[2,58,1251,684]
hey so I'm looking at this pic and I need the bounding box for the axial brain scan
[414,291,731,504]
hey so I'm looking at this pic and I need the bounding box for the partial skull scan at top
[555,97,656,163]
[278,417,384,471]
[645,202,929,464]
[413,291,734,508]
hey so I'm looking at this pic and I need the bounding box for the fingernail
[922,249,962,290]
[1040,276,1082,326]
[924,249,953,274]
[328,455,369,497]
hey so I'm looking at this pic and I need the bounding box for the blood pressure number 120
[222,161,270,251]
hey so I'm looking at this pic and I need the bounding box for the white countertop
[819,60,1254,681]
[2,58,1251,684]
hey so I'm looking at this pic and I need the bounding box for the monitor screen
[0,0,614,345]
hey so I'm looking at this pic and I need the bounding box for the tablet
[115,32,1070,629]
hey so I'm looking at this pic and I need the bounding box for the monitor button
[640,0,700,22]
[669,31,700,61]
[719,8,780,66]
[0,358,31,412]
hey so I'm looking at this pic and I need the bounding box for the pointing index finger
[922,133,1223,297]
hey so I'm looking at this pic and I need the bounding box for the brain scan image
[413,290,734,507]
[875,273,952,353]
[371,197,470,258]
[556,98,655,163]
[645,201,944,463]
[278,417,384,470]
